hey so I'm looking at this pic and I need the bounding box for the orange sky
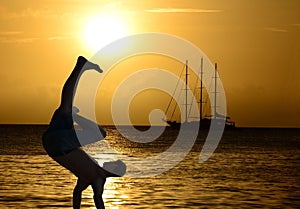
[0,0,299,127]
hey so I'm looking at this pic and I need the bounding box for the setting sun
[83,14,129,52]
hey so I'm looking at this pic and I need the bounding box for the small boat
[164,58,235,129]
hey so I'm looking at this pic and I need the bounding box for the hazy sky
[0,0,299,127]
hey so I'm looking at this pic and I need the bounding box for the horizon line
[0,123,299,129]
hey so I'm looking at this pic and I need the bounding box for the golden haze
[0,0,299,127]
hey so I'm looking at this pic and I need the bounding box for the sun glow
[83,14,129,52]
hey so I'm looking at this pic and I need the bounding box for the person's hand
[72,106,80,114]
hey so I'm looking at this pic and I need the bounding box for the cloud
[0,30,39,43]
[0,31,23,35]
[47,36,73,41]
[0,37,39,43]
[290,23,300,27]
[145,8,223,13]
[0,35,74,43]
[0,31,74,44]
[264,27,288,33]
[0,5,68,20]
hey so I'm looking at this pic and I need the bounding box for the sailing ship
[164,58,235,129]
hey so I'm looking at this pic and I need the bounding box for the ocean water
[0,125,299,209]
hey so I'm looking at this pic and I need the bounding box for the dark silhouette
[42,56,126,209]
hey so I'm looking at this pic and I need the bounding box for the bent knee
[73,186,84,194]
[92,187,104,196]
[91,178,105,195]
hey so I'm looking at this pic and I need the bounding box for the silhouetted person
[42,56,126,209]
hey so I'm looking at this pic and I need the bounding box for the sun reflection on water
[0,128,299,208]
[82,177,128,209]
[103,177,128,209]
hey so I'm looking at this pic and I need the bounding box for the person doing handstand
[42,56,126,209]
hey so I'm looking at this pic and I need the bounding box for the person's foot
[77,56,103,73]
[72,106,80,114]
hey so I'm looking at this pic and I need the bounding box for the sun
[83,14,129,52]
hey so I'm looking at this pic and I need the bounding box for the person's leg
[59,56,102,114]
[53,149,107,208]
[73,178,90,209]
[91,177,106,209]
[53,148,106,181]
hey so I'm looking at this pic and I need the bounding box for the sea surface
[0,125,299,209]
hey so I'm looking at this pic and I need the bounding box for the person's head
[103,160,126,177]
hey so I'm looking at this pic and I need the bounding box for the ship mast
[185,60,188,123]
[200,57,203,120]
[214,63,217,120]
